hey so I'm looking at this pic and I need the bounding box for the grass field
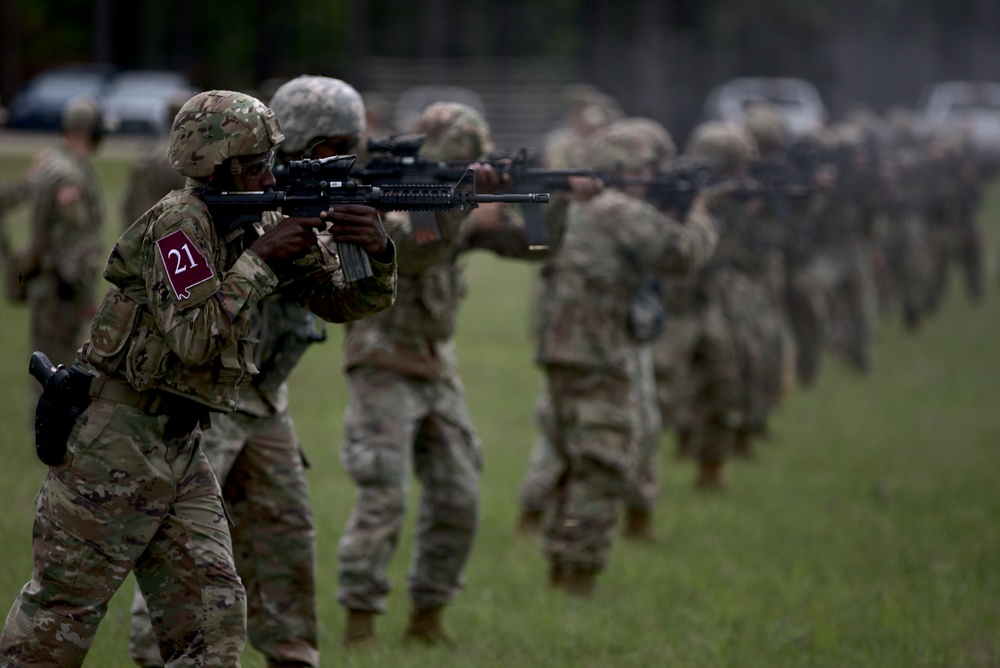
[1,138,998,667]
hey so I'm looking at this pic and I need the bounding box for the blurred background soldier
[921,129,986,315]
[660,121,761,490]
[120,89,192,230]
[541,83,623,169]
[531,119,718,595]
[516,117,677,543]
[127,75,376,668]
[336,102,557,647]
[10,95,110,405]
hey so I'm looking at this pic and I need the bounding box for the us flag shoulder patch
[155,229,214,300]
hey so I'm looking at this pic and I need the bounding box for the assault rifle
[599,159,715,219]
[203,155,550,282]
[357,134,595,248]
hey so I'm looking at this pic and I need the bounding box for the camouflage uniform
[0,90,396,668]
[921,132,985,315]
[128,77,377,668]
[519,118,677,536]
[122,142,186,230]
[534,122,718,586]
[337,103,544,638]
[653,122,764,488]
[20,144,103,369]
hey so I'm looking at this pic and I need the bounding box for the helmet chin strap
[230,156,245,191]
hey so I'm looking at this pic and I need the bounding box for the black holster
[30,352,93,466]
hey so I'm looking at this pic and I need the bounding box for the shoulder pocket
[86,288,140,373]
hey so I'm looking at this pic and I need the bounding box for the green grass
[1,145,999,667]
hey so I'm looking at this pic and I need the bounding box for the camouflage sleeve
[274,231,398,324]
[145,203,278,367]
[31,163,101,290]
[654,197,720,276]
[385,208,469,273]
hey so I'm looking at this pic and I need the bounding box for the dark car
[5,63,118,131]
[104,70,194,135]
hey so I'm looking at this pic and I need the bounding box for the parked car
[915,81,1000,156]
[702,77,828,138]
[103,70,194,135]
[5,63,118,130]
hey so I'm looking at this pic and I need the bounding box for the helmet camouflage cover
[411,102,494,161]
[268,75,366,154]
[614,116,677,166]
[167,89,284,178]
[581,120,659,172]
[685,121,757,173]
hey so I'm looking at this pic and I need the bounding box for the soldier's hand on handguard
[321,204,392,262]
[564,175,604,201]
[466,161,513,194]
[249,215,327,270]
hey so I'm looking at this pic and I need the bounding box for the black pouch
[30,352,93,466]
[627,277,668,344]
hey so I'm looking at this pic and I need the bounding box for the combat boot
[403,605,453,646]
[266,661,312,668]
[516,508,543,536]
[548,561,564,588]
[695,459,726,492]
[622,509,657,542]
[341,609,377,648]
[560,565,597,597]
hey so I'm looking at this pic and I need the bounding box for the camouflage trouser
[668,270,747,465]
[0,399,246,668]
[815,242,878,374]
[541,366,635,573]
[785,255,830,387]
[925,215,984,314]
[518,345,658,514]
[337,366,482,614]
[130,408,317,667]
[882,211,933,329]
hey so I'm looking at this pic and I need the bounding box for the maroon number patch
[155,229,215,300]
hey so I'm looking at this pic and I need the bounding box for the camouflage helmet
[743,102,788,153]
[685,121,757,173]
[167,90,284,178]
[614,117,677,167]
[580,119,659,172]
[61,94,108,136]
[410,102,494,161]
[268,75,366,154]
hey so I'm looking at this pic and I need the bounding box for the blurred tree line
[3,0,1000,141]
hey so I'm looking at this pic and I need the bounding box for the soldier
[516,117,677,542]
[120,90,191,230]
[533,120,718,594]
[660,121,763,490]
[11,96,108,378]
[0,89,396,668]
[541,83,623,169]
[336,102,566,646]
[126,76,371,668]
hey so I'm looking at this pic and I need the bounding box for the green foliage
[0,148,998,666]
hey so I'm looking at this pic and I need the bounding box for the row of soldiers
[516,86,992,551]
[0,78,991,667]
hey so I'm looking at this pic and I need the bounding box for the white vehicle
[915,81,1000,155]
[103,70,193,136]
[702,77,828,137]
